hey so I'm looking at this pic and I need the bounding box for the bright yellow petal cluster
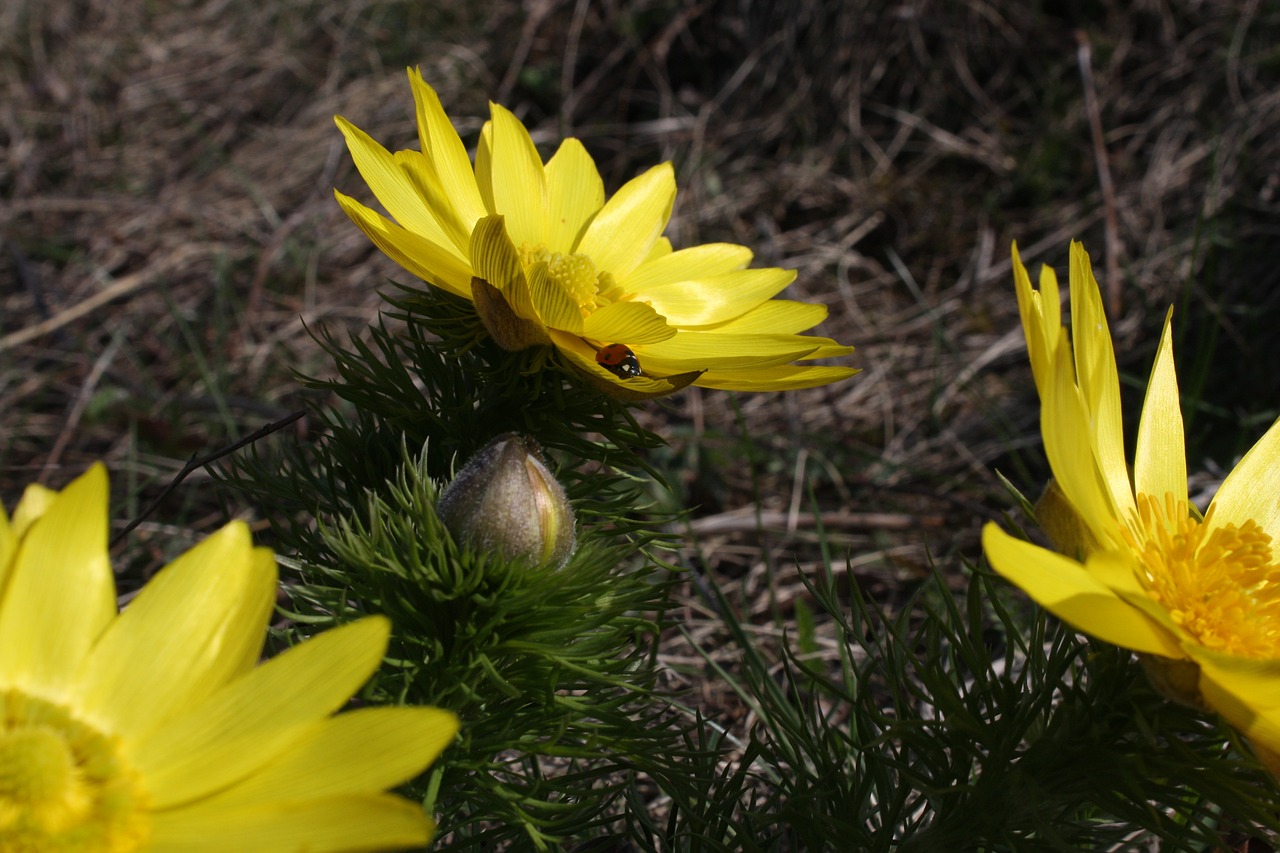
[334,68,857,399]
[0,464,458,852]
[983,241,1280,773]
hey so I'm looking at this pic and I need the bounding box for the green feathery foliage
[301,445,692,844]
[228,286,663,552]
[634,511,1280,851]
[222,282,709,848]
[222,280,1280,850]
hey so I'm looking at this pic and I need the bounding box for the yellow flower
[334,69,857,399]
[0,464,458,852]
[983,241,1280,774]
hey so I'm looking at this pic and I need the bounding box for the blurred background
[2,0,1278,655]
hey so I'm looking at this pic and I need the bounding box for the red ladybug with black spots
[595,343,642,379]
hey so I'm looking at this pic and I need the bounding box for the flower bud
[437,433,576,569]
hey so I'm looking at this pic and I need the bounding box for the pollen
[519,244,607,316]
[1126,493,1280,658]
[0,690,149,852]
[546,253,602,315]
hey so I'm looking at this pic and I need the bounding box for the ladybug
[595,343,643,379]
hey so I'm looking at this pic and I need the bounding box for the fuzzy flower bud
[437,433,576,569]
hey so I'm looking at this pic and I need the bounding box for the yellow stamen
[553,255,602,316]
[519,244,631,318]
[1126,493,1280,657]
[0,690,149,852]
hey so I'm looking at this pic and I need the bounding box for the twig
[1226,0,1260,110]
[1076,29,1122,317]
[0,245,204,353]
[8,240,53,320]
[688,508,947,537]
[42,328,126,484]
[559,0,591,131]
[497,0,553,105]
[111,409,306,546]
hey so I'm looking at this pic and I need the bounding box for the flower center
[518,245,626,317]
[1126,493,1280,657]
[0,690,149,853]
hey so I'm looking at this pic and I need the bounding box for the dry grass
[3,0,1280,832]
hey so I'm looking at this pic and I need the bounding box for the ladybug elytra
[595,343,643,379]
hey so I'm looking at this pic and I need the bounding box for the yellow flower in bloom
[983,241,1280,774]
[0,464,458,852]
[334,69,857,400]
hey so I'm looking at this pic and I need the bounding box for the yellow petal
[981,524,1183,657]
[334,192,473,297]
[0,518,11,604]
[470,215,538,322]
[0,464,115,697]
[580,370,701,401]
[575,163,675,279]
[622,243,753,291]
[1209,415,1280,533]
[75,524,275,741]
[471,276,552,350]
[408,68,487,229]
[1040,341,1122,547]
[645,236,673,263]
[694,365,859,391]
[475,118,495,213]
[0,493,14,563]
[550,330,700,399]
[582,301,675,345]
[1195,648,1280,709]
[486,102,548,248]
[1133,309,1187,505]
[1087,551,1198,643]
[10,483,57,537]
[1068,242,1136,522]
[394,150,474,256]
[545,138,604,253]
[133,617,391,808]
[1085,550,1151,598]
[1011,241,1061,397]
[1195,649,1280,759]
[637,267,796,327]
[697,299,829,335]
[526,261,585,333]
[1034,479,1101,560]
[635,331,819,373]
[334,116,450,246]
[1138,653,1208,710]
[793,340,855,360]
[193,707,458,809]
[149,794,434,853]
